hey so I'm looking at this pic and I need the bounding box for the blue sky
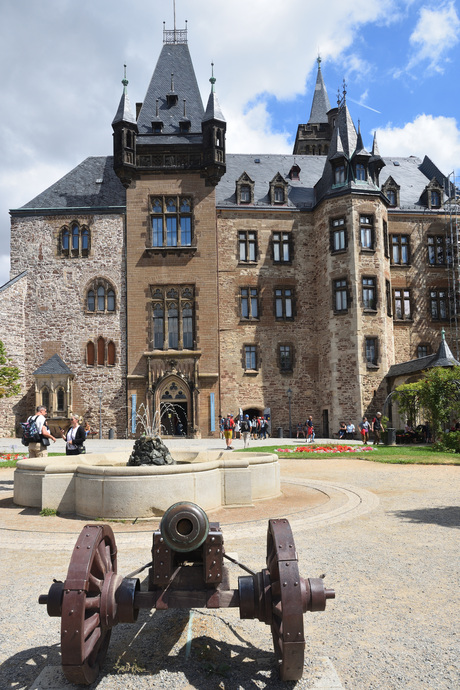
[1,0,460,286]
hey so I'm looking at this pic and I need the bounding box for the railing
[163,27,187,44]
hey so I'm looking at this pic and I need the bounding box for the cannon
[39,502,334,684]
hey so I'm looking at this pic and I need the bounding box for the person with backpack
[223,414,235,450]
[240,414,251,448]
[25,406,56,458]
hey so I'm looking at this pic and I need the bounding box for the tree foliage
[393,367,460,439]
[0,341,20,399]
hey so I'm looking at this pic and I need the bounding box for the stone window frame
[269,173,288,206]
[60,221,90,257]
[274,287,294,321]
[390,234,410,265]
[425,178,443,209]
[383,220,390,259]
[393,288,412,321]
[85,278,117,314]
[359,215,374,251]
[236,172,255,205]
[355,162,367,182]
[382,176,400,207]
[427,234,450,266]
[240,287,259,321]
[333,277,350,313]
[365,336,379,368]
[429,288,448,321]
[330,217,348,253]
[150,285,195,351]
[238,230,258,263]
[278,343,294,374]
[417,343,432,359]
[386,279,392,317]
[362,276,377,312]
[149,195,194,249]
[272,231,292,263]
[243,343,258,374]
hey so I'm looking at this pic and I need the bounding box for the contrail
[349,97,381,114]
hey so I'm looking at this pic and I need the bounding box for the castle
[1,26,458,438]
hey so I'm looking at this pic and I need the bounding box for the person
[359,416,370,444]
[223,414,235,450]
[404,421,417,443]
[372,412,384,445]
[218,415,224,439]
[297,422,306,438]
[260,417,268,440]
[338,422,347,439]
[28,406,56,458]
[234,418,241,439]
[60,415,86,455]
[306,415,315,443]
[241,414,251,448]
[346,421,355,439]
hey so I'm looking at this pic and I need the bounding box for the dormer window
[334,164,346,185]
[289,165,300,180]
[274,187,285,204]
[382,176,401,207]
[431,190,441,208]
[425,178,443,209]
[355,163,366,181]
[269,173,288,205]
[152,121,163,133]
[387,190,396,206]
[236,173,255,205]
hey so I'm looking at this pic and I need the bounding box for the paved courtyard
[0,438,458,689]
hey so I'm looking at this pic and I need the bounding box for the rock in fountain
[127,436,175,466]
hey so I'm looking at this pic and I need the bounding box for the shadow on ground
[392,506,460,528]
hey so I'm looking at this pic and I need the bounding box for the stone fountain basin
[13,450,280,519]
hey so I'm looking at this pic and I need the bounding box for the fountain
[13,407,280,519]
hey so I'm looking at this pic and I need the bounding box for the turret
[112,66,138,188]
[201,65,226,186]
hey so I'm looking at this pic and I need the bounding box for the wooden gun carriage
[39,501,334,684]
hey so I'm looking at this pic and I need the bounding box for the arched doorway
[156,375,191,437]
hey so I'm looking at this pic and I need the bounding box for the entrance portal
[161,401,187,436]
[156,375,192,437]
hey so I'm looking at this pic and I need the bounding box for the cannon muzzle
[160,501,209,553]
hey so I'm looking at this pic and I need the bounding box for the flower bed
[275,445,375,454]
[0,452,24,463]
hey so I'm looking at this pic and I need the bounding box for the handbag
[41,437,50,447]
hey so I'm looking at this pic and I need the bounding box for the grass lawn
[239,443,460,465]
[0,451,66,468]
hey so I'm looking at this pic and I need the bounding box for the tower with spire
[293,57,336,156]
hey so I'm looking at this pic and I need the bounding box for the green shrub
[432,431,460,453]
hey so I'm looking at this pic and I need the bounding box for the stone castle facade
[0,29,458,438]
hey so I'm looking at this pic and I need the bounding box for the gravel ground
[0,455,459,689]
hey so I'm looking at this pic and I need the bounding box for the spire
[430,329,460,367]
[354,121,370,158]
[371,131,380,157]
[308,56,331,124]
[112,65,136,126]
[203,63,226,123]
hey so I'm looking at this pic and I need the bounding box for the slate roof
[379,156,435,208]
[33,354,73,376]
[137,42,204,137]
[216,154,327,209]
[308,61,331,124]
[112,87,136,126]
[386,333,460,379]
[12,157,126,213]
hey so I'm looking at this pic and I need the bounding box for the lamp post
[287,387,292,438]
[98,388,103,439]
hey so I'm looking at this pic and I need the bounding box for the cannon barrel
[160,501,209,553]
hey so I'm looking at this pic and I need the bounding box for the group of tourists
[219,413,270,449]
[22,405,88,457]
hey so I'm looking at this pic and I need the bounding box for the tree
[393,366,460,440]
[0,340,20,399]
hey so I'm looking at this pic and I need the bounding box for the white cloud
[407,2,460,73]
[0,255,10,288]
[376,114,460,176]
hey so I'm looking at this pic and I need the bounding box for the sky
[1,0,460,287]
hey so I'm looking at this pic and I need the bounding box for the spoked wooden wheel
[61,524,121,685]
[266,519,306,681]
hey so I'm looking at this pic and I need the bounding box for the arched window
[72,224,79,250]
[81,228,89,253]
[87,341,95,366]
[62,228,70,252]
[87,290,95,312]
[153,303,164,349]
[42,387,50,410]
[57,387,65,411]
[107,341,116,366]
[334,164,345,184]
[97,337,105,365]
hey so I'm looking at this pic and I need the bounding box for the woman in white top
[61,415,86,455]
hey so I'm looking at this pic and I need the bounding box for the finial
[317,54,322,68]
[441,328,446,340]
[337,87,341,107]
[122,64,129,93]
[342,78,347,102]
[209,62,216,92]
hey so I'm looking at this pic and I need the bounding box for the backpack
[21,415,42,445]
[223,418,231,430]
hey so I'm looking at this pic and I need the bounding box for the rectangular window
[365,337,378,366]
[150,196,193,247]
[244,345,257,371]
[150,285,194,350]
[417,344,429,358]
[334,279,348,312]
[239,231,257,262]
[241,287,259,320]
[427,235,450,265]
[334,164,345,184]
[430,290,448,320]
[279,345,292,372]
[360,216,374,250]
[390,235,409,265]
[273,232,291,262]
[362,277,376,310]
[383,220,389,258]
[393,288,412,320]
[331,218,347,252]
[386,279,392,317]
[275,288,293,320]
